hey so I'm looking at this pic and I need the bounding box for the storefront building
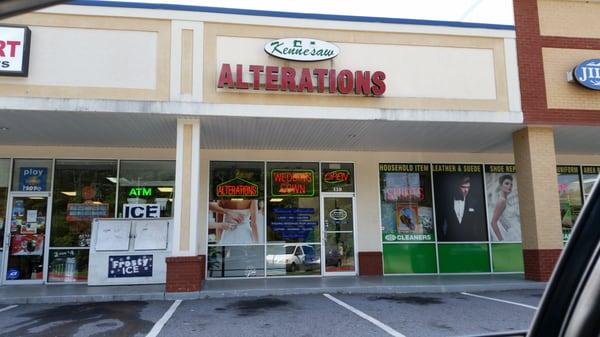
[513,0,600,281]
[0,1,598,291]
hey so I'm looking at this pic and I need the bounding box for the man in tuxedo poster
[435,174,488,242]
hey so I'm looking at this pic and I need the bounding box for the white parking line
[145,300,182,337]
[323,293,407,337]
[0,305,17,313]
[461,292,538,310]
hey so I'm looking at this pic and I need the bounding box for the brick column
[166,118,204,292]
[513,127,563,281]
[358,252,383,276]
[166,256,205,292]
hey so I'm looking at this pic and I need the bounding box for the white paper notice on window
[134,219,168,250]
[95,220,131,251]
[26,210,37,223]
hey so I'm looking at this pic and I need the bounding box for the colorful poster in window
[321,163,354,192]
[379,163,434,242]
[557,165,583,241]
[582,166,600,201]
[433,164,487,242]
[208,161,264,245]
[66,203,110,222]
[10,234,44,256]
[19,167,47,191]
[485,165,521,242]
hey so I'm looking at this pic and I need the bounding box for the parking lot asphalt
[0,289,542,337]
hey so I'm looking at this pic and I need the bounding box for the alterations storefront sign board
[0,25,31,76]
[217,37,386,96]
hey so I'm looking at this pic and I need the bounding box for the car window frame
[527,177,600,337]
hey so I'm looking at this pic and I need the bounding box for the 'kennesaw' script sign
[265,38,339,62]
[573,59,600,90]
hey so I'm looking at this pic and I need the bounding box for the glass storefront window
[582,166,600,201]
[266,244,321,276]
[208,161,265,245]
[207,161,265,278]
[433,164,487,242]
[267,162,320,244]
[379,163,434,242]
[484,165,521,242]
[49,160,117,282]
[47,249,88,282]
[321,162,354,192]
[0,159,10,249]
[266,162,320,277]
[5,196,49,281]
[557,166,583,241]
[11,159,53,192]
[207,245,265,278]
[117,160,175,218]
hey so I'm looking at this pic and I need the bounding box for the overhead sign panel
[0,25,31,76]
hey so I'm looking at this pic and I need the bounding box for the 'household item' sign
[108,255,153,278]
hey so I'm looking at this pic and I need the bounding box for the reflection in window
[207,245,265,278]
[266,244,321,276]
[51,160,117,248]
[48,249,89,282]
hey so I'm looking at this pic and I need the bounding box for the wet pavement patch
[1,301,154,337]
[223,297,290,317]
[430,322,455,332]
[369,295,444,305]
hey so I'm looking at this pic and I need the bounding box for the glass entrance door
[321,194,356,275]
[3,194,50,283]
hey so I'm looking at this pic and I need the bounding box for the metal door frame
[320,192,357,276]
[2,191,53,284]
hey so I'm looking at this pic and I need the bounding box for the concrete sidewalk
[0,274,545,304]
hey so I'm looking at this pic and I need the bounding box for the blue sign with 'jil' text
[573,59,600,90]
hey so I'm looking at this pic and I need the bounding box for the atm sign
[129,187,153,197]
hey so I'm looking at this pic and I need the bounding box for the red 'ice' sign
[0,25,31,76]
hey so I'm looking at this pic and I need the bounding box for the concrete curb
[196,282,547,299]
[0,281,546,304]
